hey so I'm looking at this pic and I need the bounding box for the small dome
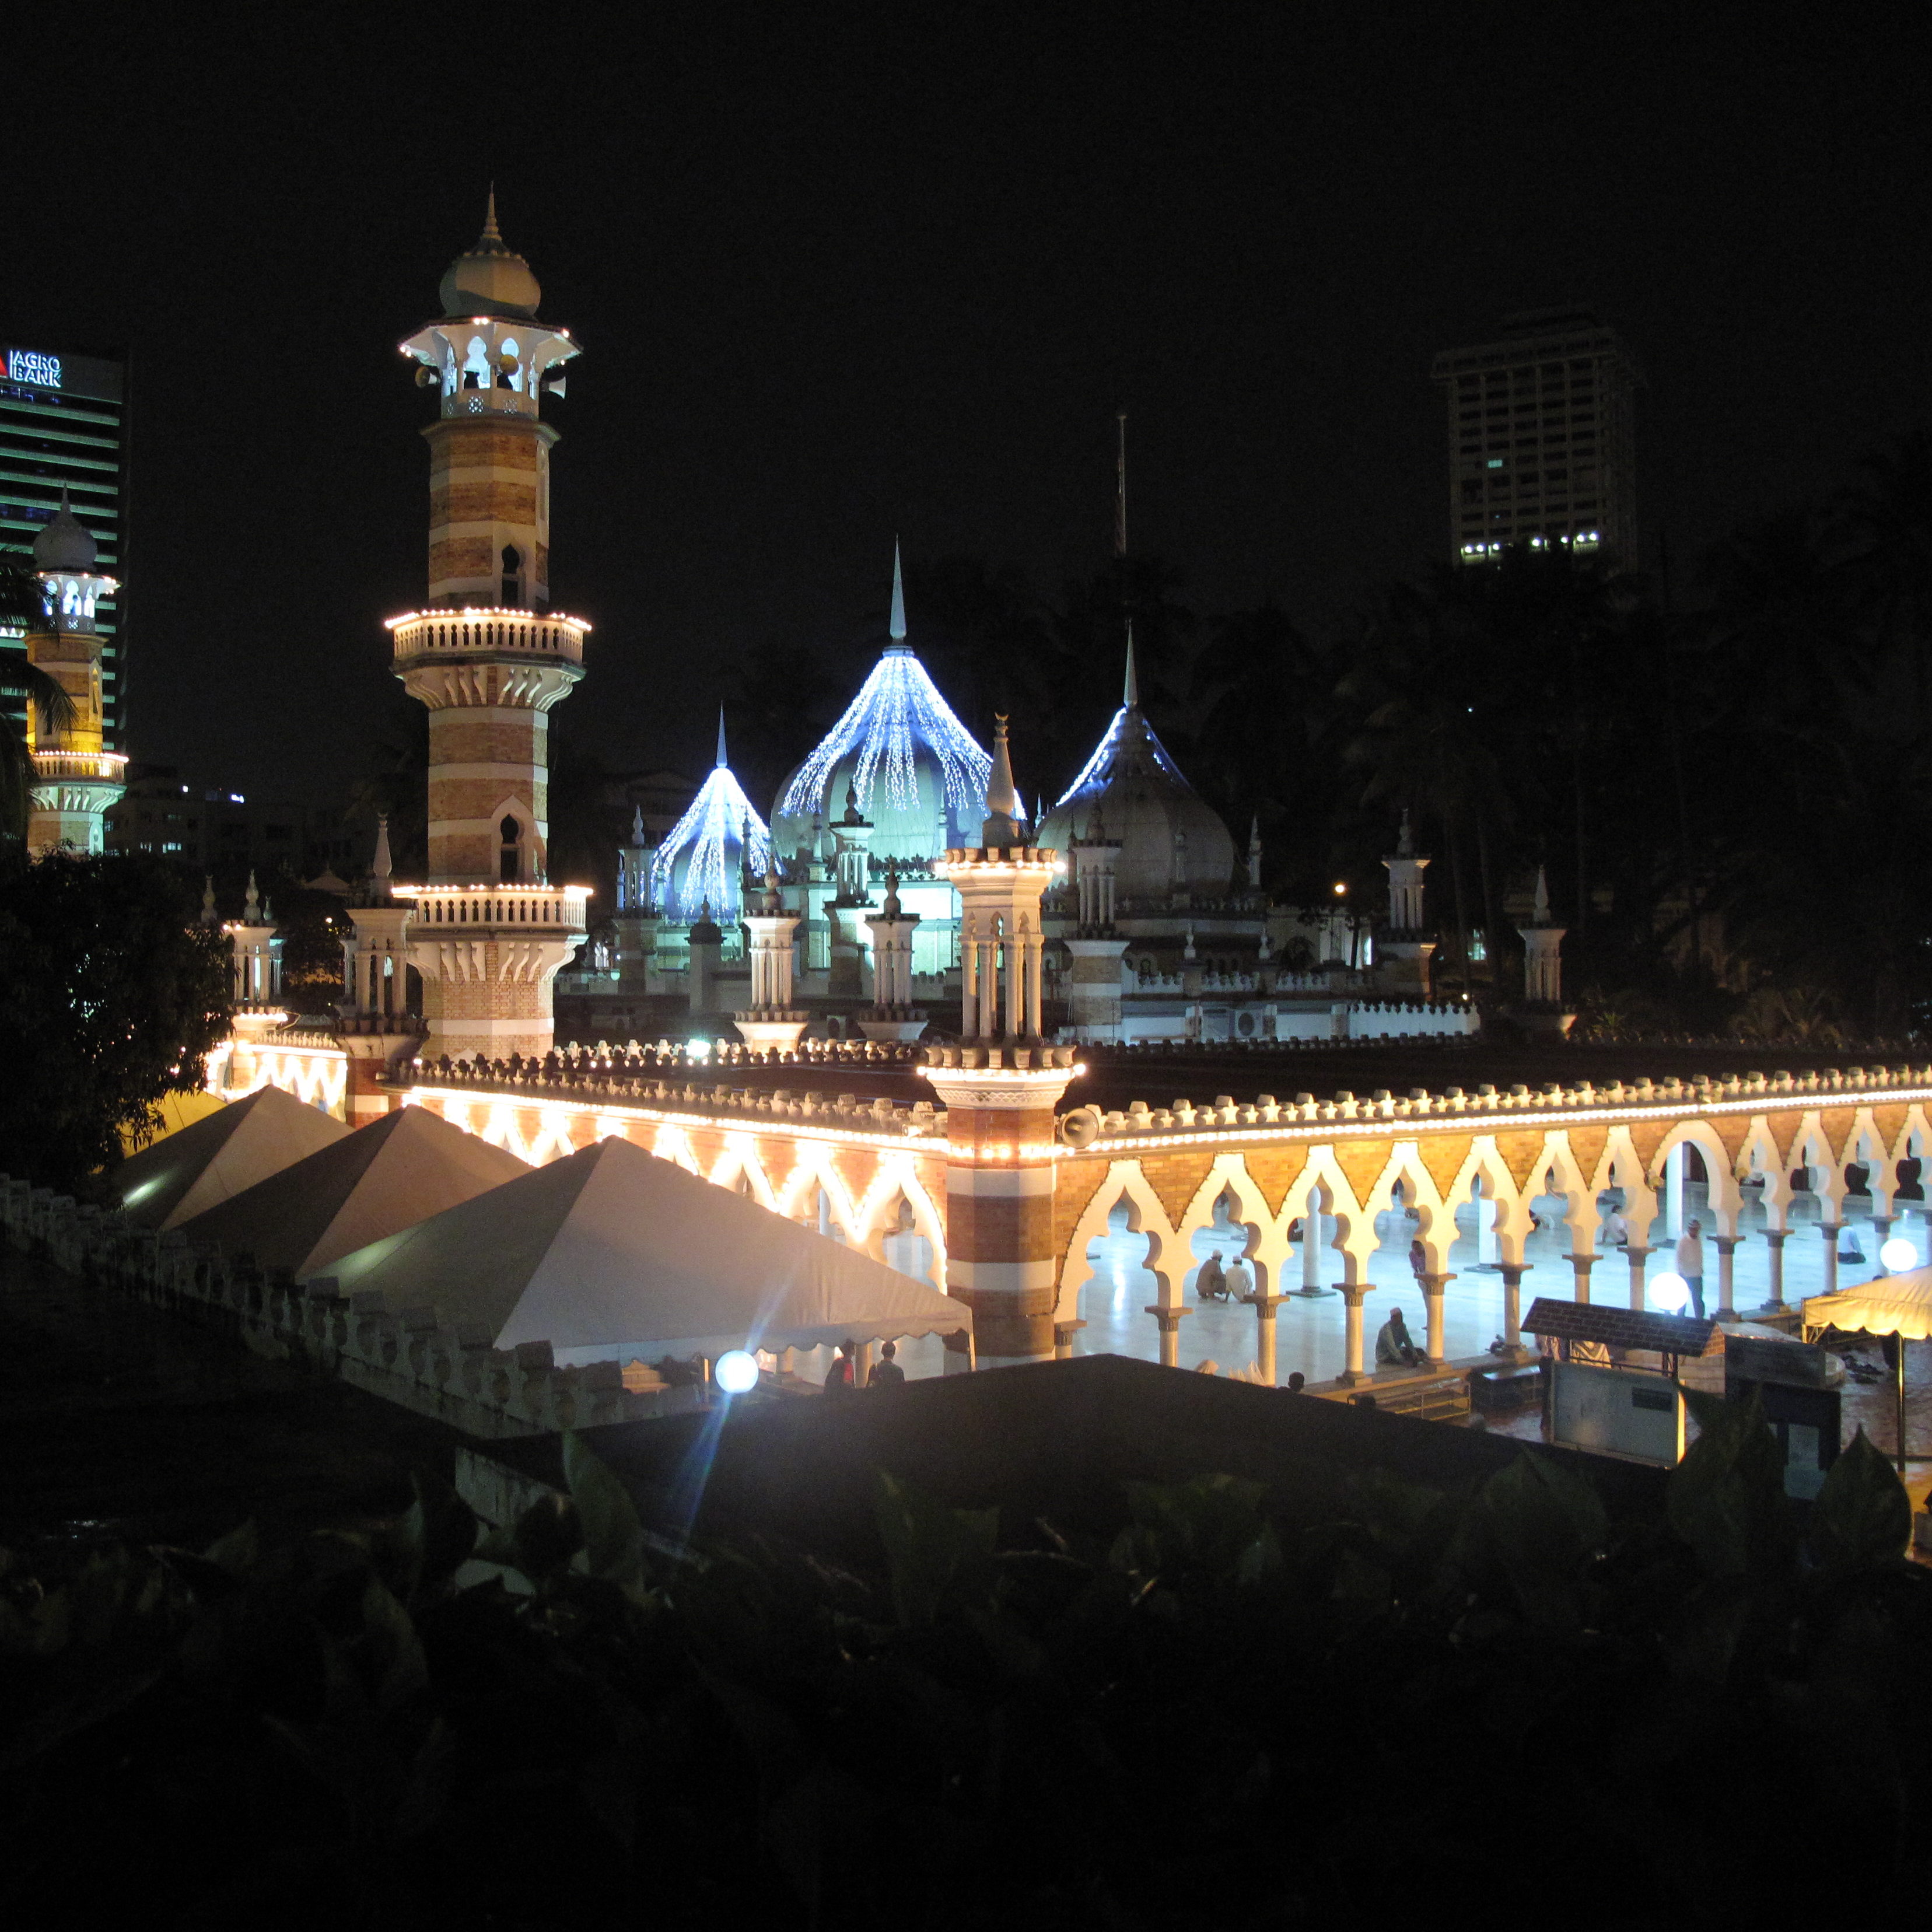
[1038,650,1237,902]
[34,496,95,573]
[438,192,541,320]
[772,648,991,869]
[650,765,772,925]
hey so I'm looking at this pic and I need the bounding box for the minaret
[1514,866,1575,1035]
[23,494,125,855]
[927,719,1080,1364]
[228,870,283,1007]
[858,866,927,1042]
[389,197,590,1061]
[735,863,809,1051]
[1379,808,1437,996]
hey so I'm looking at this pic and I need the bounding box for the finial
[482,183,501,243]
[1123,622,1140,708]
[1534,865,1551,925]
[1184,925,1197,960]
[631,803,647,846]
[761,860,782,914]
[716,706,728,769]
[201,876,216,924]
[1248,816,1261,853]
[842,780,864,825]
[372,813,393,888]
[1397,807,1414,858]
[890,539,907,642]
[883,864,902,918]
[244,869,259,918]
[982,713,1020,842]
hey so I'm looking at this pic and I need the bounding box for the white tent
[114,1086,348,1230]
[318,1135,972,1363]
[178,1105,528,1278]
[1803,1265,1932,1341]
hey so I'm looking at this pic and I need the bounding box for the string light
[1054,699,1192,809]
[651,768,772,923]
[779,650,990,834]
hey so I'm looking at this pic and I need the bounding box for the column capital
[1415,1272,1456,1290]
[1144,1306,1191,1334]
[1622,1245,1653,1262]
[1564,1253,1596,1272]
[1763,1228,1788,1247]
[1713,1234,1746,1254]
[1244,1293,1289,1317]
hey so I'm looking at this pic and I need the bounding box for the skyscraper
[1,344,130,741]
[1431,309,1639,565]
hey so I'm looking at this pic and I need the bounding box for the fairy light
[651,767,772,923]
[779,650,990,830]
[1054,699,1192,808]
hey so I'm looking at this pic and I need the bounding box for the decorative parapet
[32,749,128,784]
[391,1037,946,1142]
[387,608,589,667]
[1067,1062,1932,1147]
[394,884,589,931]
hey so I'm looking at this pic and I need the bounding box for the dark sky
[8,4,1928,808]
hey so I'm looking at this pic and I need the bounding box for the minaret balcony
[388,608,588,667]
[393,884,590,933]
[32,748,127,784]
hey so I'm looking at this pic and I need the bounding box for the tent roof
[178,1105,528,1278]
[120,1087,228,1157]
[114,1086,348,1230]
[1804,1265,1932,1342]
[320,1136,972,1359]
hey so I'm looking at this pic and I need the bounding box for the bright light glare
[1651,1271,1689,1312]
[1880,1237,1917,1272]
[713,1349,760,1395]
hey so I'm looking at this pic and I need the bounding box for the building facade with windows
[1,345,130,742]
[1431,309,1639,565]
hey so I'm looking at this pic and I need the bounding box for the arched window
[500,814,522,882]
[501,545,523,606]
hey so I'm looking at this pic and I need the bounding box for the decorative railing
[32,749,127,783]
[397,886,589,930]
[387,608,588,665]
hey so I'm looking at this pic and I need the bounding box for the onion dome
[438,190,542,320]
[1037,630,1237,901]
[33,491,96,573]
[649,713,772,924]
[770,545,991,867]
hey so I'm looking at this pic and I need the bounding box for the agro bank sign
[6,348,62,387]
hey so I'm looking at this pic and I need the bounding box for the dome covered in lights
[650,716,772,925]
[438,191,542,320]
[1037,634,1237,901]
[770,550,991,869]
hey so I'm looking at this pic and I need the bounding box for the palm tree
[0,564,76,846]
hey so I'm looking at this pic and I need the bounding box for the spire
[1533,865,1552,926]
[716,706,728,769]
[889,539,907,642]
[481,183,502,244]
[882,864,902,919]
[630,803,648,846]
[1397,807,1415,858]
[1123,622,1140,709]
[981,714,1021,845]
[372,814,393,891]
[1114,411,1128,559]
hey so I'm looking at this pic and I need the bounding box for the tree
[0,850,232,1187]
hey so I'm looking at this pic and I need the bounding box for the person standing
[1676,1219,1707,1319]
[824,1340,857,1396]
[867,1339,905,1388]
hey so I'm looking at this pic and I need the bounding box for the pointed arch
[1648,1119,1746,1234]
[1173,1153,1292,1292]
[1056,1158,1182,1321]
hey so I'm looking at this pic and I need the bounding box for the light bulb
[1880,1237,1916,1272]
[1651,1271,1689,1312]
[713,1349,760,1395]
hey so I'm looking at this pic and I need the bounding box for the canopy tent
[120,1087,228,1157]
[319,1135,971,1363]
[1803,1266,1932,1341]
[114,1086,348,1230]
[178,1105,528,1279]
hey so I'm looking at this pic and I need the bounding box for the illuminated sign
[6,348,62,388]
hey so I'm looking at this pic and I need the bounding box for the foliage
[0,1408,1924,1929]
[0,850,231,1186]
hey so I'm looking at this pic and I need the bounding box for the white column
[1666,1144,1685,1241]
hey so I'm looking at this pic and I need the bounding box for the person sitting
[1223,1256,1254,1301]
[867,1339,905,1388]
[1195,1252,1227,1302]
[1374,1307,1424,1368]
[1285,1371,1307,1394]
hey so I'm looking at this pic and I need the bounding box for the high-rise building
[1431,309,1639,565]
[1,344,130,741]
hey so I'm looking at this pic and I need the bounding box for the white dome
[1038,693,1236,902]
[650,765,771,925]
[771,648,991,869]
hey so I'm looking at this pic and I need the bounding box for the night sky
[8,5,1928,810]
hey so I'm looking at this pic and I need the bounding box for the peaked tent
[320,1136,972,1362]
[178,1105,530,1279]
[120,1087,228,1156]
[1804,1266,1932,1341]
[114,1086,348,1230]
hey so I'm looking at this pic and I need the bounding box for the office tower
[1,344,130,741]
[1432,309,1639,565]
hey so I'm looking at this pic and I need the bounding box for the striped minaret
[928,719,1080,1363]
[389,196,590,1062]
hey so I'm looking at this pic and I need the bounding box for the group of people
[1192,1251,1255,1302]
[822,1338,905,1394]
